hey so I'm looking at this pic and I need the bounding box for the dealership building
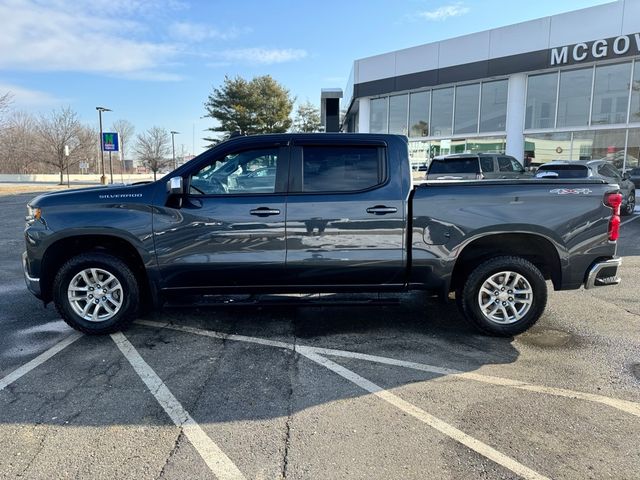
[329,0,640,170]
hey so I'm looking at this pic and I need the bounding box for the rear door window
[479,157,495,173]
[302,146,384,192]
[497,156,521,172]
[428,158,479,174]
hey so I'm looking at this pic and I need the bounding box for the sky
[0,0,613,155]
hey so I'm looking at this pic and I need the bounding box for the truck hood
[28,182,156,208]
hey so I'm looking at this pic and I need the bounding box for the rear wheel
[622,191,635,216]
[53,253,139,334]
[458,256,547,336]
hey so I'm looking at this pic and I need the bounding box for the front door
[153,144,289,290]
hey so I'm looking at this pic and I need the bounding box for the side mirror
[166,176,184,195]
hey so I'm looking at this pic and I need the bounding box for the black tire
[621,191,635,216]
[53,252,139,335]
[458,256,547,336]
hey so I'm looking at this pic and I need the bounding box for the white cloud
[219,48,308,65]
[170,22,250,42]
[417,4,470,21]
[0,0,178,78]
[0,83,63,108]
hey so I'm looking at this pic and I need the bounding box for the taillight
[605,192,623,241]
[609,215,621,241]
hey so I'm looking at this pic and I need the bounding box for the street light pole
[170,131,179,169]
[96,106,111,185]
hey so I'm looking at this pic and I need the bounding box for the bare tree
[0,111,39,174]
[111,119,135,171]
[134,126,171,180]
[35,107,90,184]
[0,92,13,131]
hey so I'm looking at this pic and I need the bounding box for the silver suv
[426,153,527,180]
[536,160,636,215]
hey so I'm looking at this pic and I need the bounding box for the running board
[163,293,402,308]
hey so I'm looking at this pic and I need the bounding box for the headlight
[26,205,42,222]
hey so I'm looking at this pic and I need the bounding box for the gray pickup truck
[23,134,623,336]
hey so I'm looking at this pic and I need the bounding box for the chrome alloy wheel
[67,268,123,322]
[477,271,533,325]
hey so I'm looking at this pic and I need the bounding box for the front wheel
[458,256,547,336]
[53,253,139,335]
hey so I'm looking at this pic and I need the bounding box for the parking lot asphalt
[0,190,639,480]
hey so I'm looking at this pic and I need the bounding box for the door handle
[366,205,397,215]
[250,207,281,217]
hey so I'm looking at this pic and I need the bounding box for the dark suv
[426,153,527,180]
[536,160,636,215]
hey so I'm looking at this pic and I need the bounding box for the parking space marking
[0,332,82,392]
[298,348,551,480]
[111,332,246,480]
[621,214,640,226]
[136,320,640,418]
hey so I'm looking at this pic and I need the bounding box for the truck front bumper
[22,251,41,298]
[584,257,622,289]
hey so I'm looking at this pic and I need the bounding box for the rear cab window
[428,158,479,175]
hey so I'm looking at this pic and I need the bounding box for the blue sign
[102,132,119,152]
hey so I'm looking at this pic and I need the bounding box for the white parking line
[136,320,640,418]
[621,214,640,226]
[111,332,246,480]
[298,348,551,480]
[0,332,82,392]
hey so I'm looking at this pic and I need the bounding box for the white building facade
[340,0,640,170]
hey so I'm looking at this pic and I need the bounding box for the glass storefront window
[526,72,558,129]
[388,94,408,135]
[370,97,388,133]
[431,87,454,137]
[465,137,506,154]
[524,132,571,164]
[626,129,640,169]
[409,91,430,137]
[572,129,627,167]
[557,68,592,128]
[591,62,632,125]
[454,83,480,134]
[630,62,640,124]
[479,80,507,132]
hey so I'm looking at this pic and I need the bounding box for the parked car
[536,160,635,215]
[626,167,640,189]
[24,134,622,337]
[426,153,528,180]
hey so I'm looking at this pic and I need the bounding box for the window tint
[302,146,383,192]
[557,68,592,128]
[591,63,631,125]
[409,91,430,137]
[480,80,508,132]
[370,98,388,133]
[497,156,516,172]
[526,72,558,129]
[429,158,479,174]
[598,163,621,179]
[480,157,494,172]
[190,147,278,195]
[537,164,589,178]
[388,94,408,135]
[454,83,480,134]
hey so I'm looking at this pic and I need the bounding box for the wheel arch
[449,233,562,293]
[40,233,155,306]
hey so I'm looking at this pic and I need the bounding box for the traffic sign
[102,132,119,152]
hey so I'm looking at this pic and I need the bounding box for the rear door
[479,156,498,179]
[284,140,406,286]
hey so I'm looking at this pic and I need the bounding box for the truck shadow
[0,291,523,428]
